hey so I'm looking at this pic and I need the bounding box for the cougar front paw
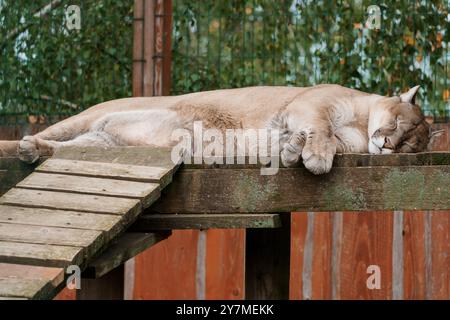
[18,136,39,163]
[281,143,302,167]
[280,131,306,167]
[302,145,335,175]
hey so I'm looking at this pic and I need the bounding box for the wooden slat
[339,212,394,299]
[83,231,171,279]
[429,211,449,299]
[0,188,141,215]
[37,158,173,187]
[0,205,121,231]
[54,146,178,168]
[311,213,333,299]
[0,223,102,248]
[0,263,64,299]
[153,166,450,213]
[131,213,281,230]
[289,212,309,300]
[133,230,199,299]
[403,211,426,299]
[0,241,83,267]
[205,229,245,299]
[17,172,160,208]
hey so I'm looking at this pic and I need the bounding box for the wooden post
[133,0,172,97]
[245,213,291,299]
[78,265,125,300]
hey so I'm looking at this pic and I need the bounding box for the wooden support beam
[153,164,450,213]
[130,213,281,230]
[83,231,171,279]
[245,213,291,299]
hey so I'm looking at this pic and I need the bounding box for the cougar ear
[400,85,420,104]
[427,129,445,150]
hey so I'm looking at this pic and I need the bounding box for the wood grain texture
[0,263,64,299]
[131,213,281,230]
[403,211,426,299]
[289,212,308,300]
[339,212,394,299]
[0,188,141,215]
[0,205,121,231]
[154,166,450,213]
[17,172,160,208]
[54,146,178,168]
[37,159,173,187]
[428,211,449,299]
[311,213,333,299]
[205,229,245,299]
[133,230,199,299]
[0,241,83,267]
[0,223,102,249]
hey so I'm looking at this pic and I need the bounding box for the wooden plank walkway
[0,146,179,299]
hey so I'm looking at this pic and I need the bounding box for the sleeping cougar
[0,84,443,174]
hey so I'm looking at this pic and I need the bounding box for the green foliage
[0,0,448,122]
[172,0,449,115]
[0,0,133,120]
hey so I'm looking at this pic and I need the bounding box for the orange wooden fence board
[205,229,245,300]
[133,230,199,299]
[403,211,426,299]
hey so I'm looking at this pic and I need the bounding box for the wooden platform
[0,147,179,299]
[0,148,448,299]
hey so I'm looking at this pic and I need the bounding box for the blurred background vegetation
[0,0,449,125]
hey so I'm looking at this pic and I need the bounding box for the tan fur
[1,85,439,175]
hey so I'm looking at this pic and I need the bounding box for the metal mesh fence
[0,0,133,125]
[0,1,449,125]
[171,0,450,121]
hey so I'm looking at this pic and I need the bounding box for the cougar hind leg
[18,131,117,163]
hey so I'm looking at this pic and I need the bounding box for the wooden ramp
[0,147,179,299]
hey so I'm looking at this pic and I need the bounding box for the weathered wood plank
[311,213,333,299]
[0,263,64,299]
[0,223,103,248]
[429,211,449,299]
[0,188,142,215]
[83,231,171,278]
[17,172,160,208]
[54,146,179,168]
[153,166,450,213]
[245,213,291,299]
[205,229,245,299]
[0,241,83,267]
[339,212,394,299]
[131,213,281,230]
[0,205,121,231]
[179,152,450,169]
[289,212,309,300]
[403,211,426,299]
[37,159,174,188]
